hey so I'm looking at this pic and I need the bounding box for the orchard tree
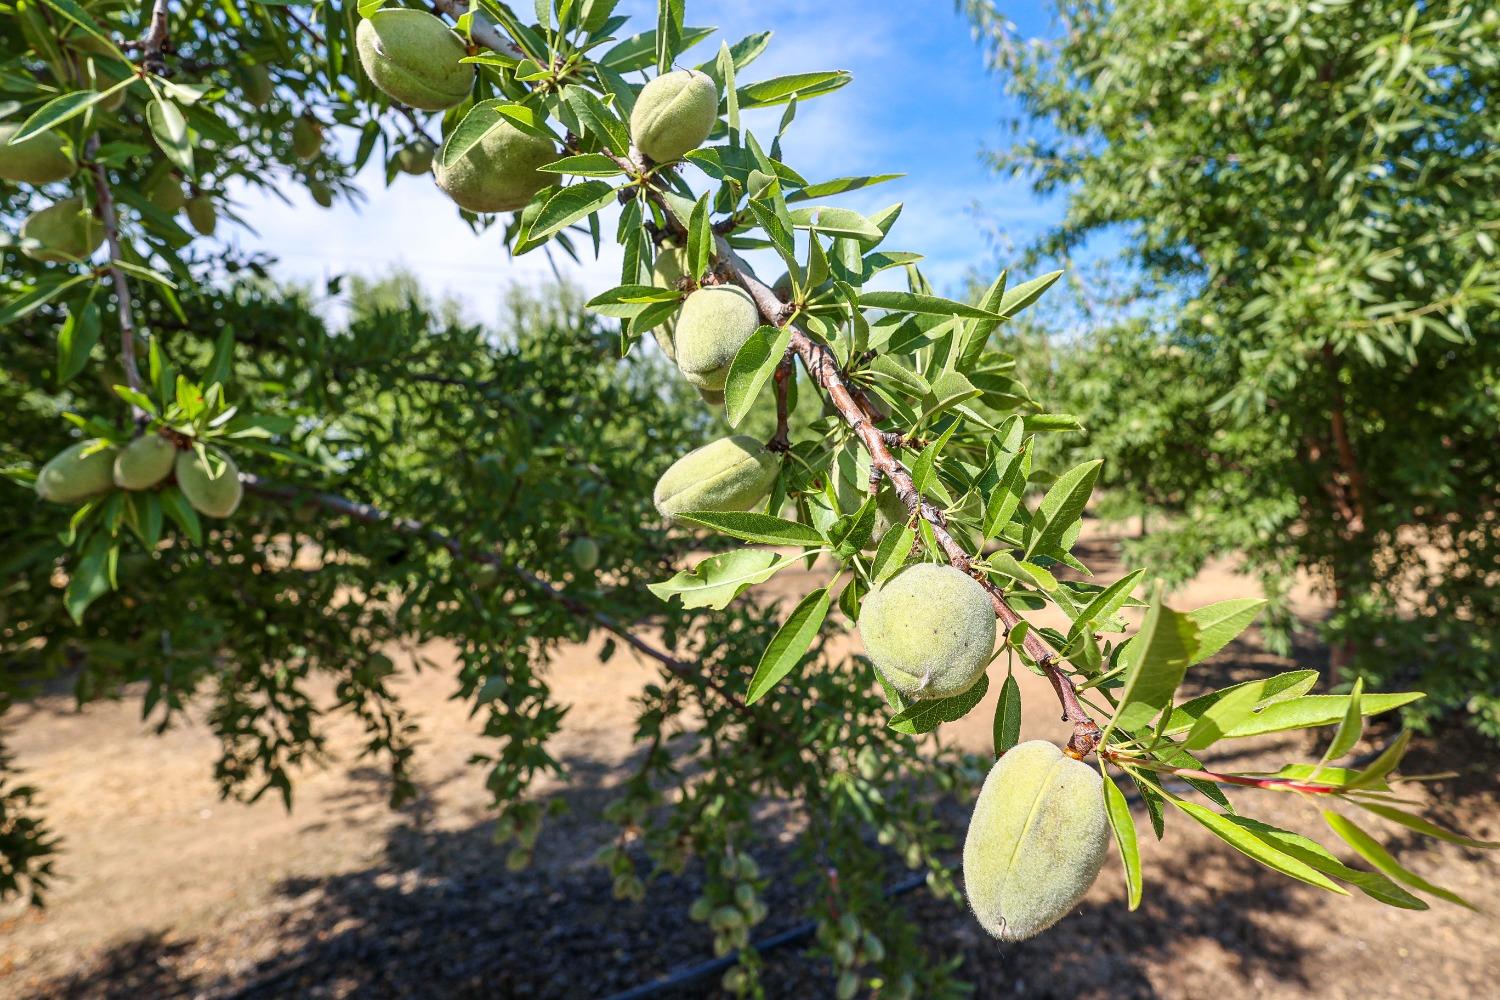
[2,1,1495,994]
[963,0,1500,734]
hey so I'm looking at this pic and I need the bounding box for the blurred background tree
[963,0,1500,735]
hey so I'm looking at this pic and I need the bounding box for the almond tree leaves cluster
[0,0,1493,993]
[962,0,1500,739]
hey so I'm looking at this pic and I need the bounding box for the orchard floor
[2,524,1497,1000]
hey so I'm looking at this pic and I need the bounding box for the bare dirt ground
[2,523,1497,999]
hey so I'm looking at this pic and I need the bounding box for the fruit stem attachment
[140,0,171,76]
[84,135,148,421]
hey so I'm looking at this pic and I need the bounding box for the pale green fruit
[175,447,243,518]
[244,64,273,108]
[435,120,555,213]
[674,286,759,391]
[395,141,434,175]
[146,173,187,213]
[355,9,474,112]
[569,536,599,572]
[963,740,1109,940]
[292,115,322,161]
[653,435,779,521]
[185,195,217,236]
[113,435,177,490]
[21,197,103,264]
[696,386,724,407]
[649,240,689,354]
[36,441,118,504]
[858,563,995,699]
[630,69,718,162]
[0,123,77,185]
[308,179,333,208]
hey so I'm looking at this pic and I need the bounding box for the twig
[431,0,528,60]
[140,0,171,76]
[276,3,325,46]
[84,136,148,417]
[241,476,795,740]
[1103,750,1342,795]
[767,351,794,452]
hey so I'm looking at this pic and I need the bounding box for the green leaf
[1185,598,1266,663]
[1354,802,1500,850]
[600,25,715,72]
[158,486,201,545]
[982,446,1030,539]
[1171,799,1346,893]
[1345,729,1411,790]
[788,205,883,241]
[64,532,114,624]
[724,325,790,428]
[1025,459,1101,559]
[745,587,829,704]
[673,510,822,547]
[859,290,1001,320]
[993,270,1063,319]
[586,283,680,317]
[647,549,799,610]
[1109,589,1200,734]
[561,86,628,155]
[787,174,903,203]
[526,181,616,241]
[147,98,193,173]
[1102,772,1142,910]
[0,276,89,327]
[537,153,628,177]
[735,71,851,109]
[1226,813,1425,910]
[1315,677,1364,771]
[686,191,713,281]
[888,673,989,735]
[1181,679,1265,752]
[1159,670,1320,736]
[869,521,914,584]
[1221,692,1424,738]
[56,300,101,384]
[992,673,1021,758]
[1323,811,1474,909]
[1066,568,1146,640]
[12,89,111,143]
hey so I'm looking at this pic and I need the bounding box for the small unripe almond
[435,119,555,214]
[36,440,118,504]
[674,286,759,391]
[244,64,273,108]
[858,563,995,699]
[146,173,187,214]
[395,141,434,175]
[292,115,322,161]
[653,435,779,522]
[355,9,474,112]
[175,447,243,518]
[630,70,718,162]
[113,435,177,490]
[21,197,103,264]
[963,740,1109,940]
[569,536,599,572]
[0,123,76,184]
[185,195,217,237]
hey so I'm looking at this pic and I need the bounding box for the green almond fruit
[145,173,187,213]
[36,440,118,504]
[963,740,1109,940]
[244,64,273,108]
[630,69,718,163]
[355,9,475,112]
[674,286,760,391]
[858,563,996,699]
[292,115,322,161]
[0,123,76,185]
[175,447,243,518]
[653,435,780,521]
[695,386,724,407]
[21,197,104,264]
[308,179,333,208]
[568,536,600,572]
[185,195,217,236]
[434,119,555,214]
[113,435,178,490]
[395,141,434,175]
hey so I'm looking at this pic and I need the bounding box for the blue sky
[226,1,1072,325]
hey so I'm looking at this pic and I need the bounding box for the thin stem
[84,135,148,417]
[241,475,795,741]
[767,351,794,452]
[140,0,170,76]
[1106,750,1341,795]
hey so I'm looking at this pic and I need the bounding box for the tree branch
[431,0,528,60]
[84,135,148,417]
[140,0,171,76]
[240,475,793,740]
[767,351,794,452]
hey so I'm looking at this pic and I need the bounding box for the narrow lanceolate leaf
[724,325,791,427]
[983,446,1030,538]
[1324,811,1475,909]
[787,174,903,203]
[673,510,824,547]
[1355,802,1500,850]
[1159,670,1320,736]
[1185,597,1266,663]
[745,587,830,704]
[148,98,193,173]
[537,153,627,177]
[1221,692,1424,739]
[992,673,1021,758]
[1315,677,1365,771]
[735,70,852,109]
[1025,459,1101,559]
[64,532,114,624]
[586,283,681,317]
[788,205,883,241]
[993,270,1063,319]
[1171,800,1346,893]
[686,192,714,283]
[647,549,799,610]
[888,673,989,735]
[56,301,102,384]
[869,521,914,584]
[1067,569,1146,640]
[561,86,629,155]
[1102,772,1142,910]
[1181,679,1265,752]
[1,275,88,327]
[527,181,616,241]
[859,290,1001,320]
[1345,729,1411,790]
[1109,590,1200,734]
[13,89,111,143]
[1227,813,1425,910]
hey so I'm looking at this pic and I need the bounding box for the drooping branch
[431,0,528,61]
[84,135,148,416]
[241,476,794,740]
